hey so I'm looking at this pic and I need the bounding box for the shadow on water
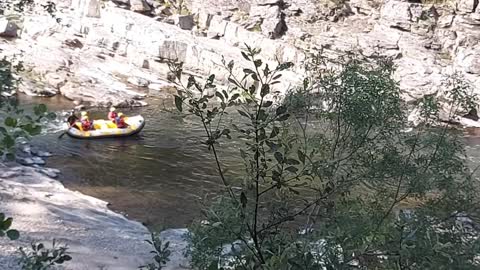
[21,94,244,229]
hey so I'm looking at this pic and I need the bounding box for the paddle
[58,131,67,139]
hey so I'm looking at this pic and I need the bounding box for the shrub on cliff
[172,46,480,269]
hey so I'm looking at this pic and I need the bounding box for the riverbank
[0,164,189,269]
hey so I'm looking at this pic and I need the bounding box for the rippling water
[20,94,244,228]
[18,94,480,229]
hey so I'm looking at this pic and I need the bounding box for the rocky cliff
[0,0,479,110]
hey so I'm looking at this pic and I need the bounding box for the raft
[66,115,146,139]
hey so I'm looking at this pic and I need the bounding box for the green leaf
[277,114,290,121]
[241,52,250,61]
[277,62,293,71]
[286,159,300,165]
[298,150,305,164]
[23,124,42,136]
[207,74,215,84]
[2,135,15,149]
[274,152,283,163]
[254,59,262,68]
[230,93,240,101]
[238,110,250,119]
[285,166,298,173]
[276,106,287,116]
[6,229,19,240]
[4,117,17,127]
[174,95,183,112]
[227,60,234,70]
[215,92,224,102]
[243,68,254,74]
[263,101,273,107]
[33,104,47,116]
[2,217,12,230]
[260,84,269,97]
[270,126,280,138]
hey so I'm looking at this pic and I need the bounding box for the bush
[173,46,480,269]
[18,240,71,270]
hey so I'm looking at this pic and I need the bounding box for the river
[20,94,245,229]
[18,94,480,230]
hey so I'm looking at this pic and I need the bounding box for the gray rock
[174,14,195,30]
[457,0,478,14]
[45,72,67,90]
[36,167,60,178]
[0,19,18,38]
[250,5,287,39]
[86,0,101,17]
[130,0,152,13]
[111,0,130,7]
[380,0,413,31]
[16,157,35,166]
[31,148,53,158]
[155,5,173,16]
[207,15,228,38]
[127,76,150,87]
[158,40,189,62]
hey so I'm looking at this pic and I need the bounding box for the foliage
[0,56,55,160]
[173,45,480,269]
[140,232,172,270]
[18,240,72,270]
[0,213,20,240]
[0,0,57,17]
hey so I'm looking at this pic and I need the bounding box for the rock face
[0,166,152,270]
[1,0,479,114]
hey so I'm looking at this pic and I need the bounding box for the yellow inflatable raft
[67,115,145,139]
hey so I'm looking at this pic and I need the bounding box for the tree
[172,46,480,269]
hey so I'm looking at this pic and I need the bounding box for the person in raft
[115,113,129,129]
[67,110,79,129]
[108,107,117,122]
[80,111,94,131]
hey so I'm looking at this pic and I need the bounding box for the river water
[19,94,480,229]
[20,94,245,229]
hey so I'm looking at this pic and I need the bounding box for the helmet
[110,107,116,112]
[118,112,124,117]
[81,111,87,116]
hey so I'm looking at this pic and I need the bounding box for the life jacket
[116,117,127,128]
[81,119,92,130]
[108,111,118,121]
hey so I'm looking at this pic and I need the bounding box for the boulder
[198,11,213,29]
[130,0,152,13]
[251,5,287,39]
[127,76,150,87]
[158,40,189,62]
[457,0,478,13]
[0,19,18,38]
[207,15,228,38]
[380,0,413,31]
[455,48,480,75]
[86,0,101,17]
[174,14,195,30]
